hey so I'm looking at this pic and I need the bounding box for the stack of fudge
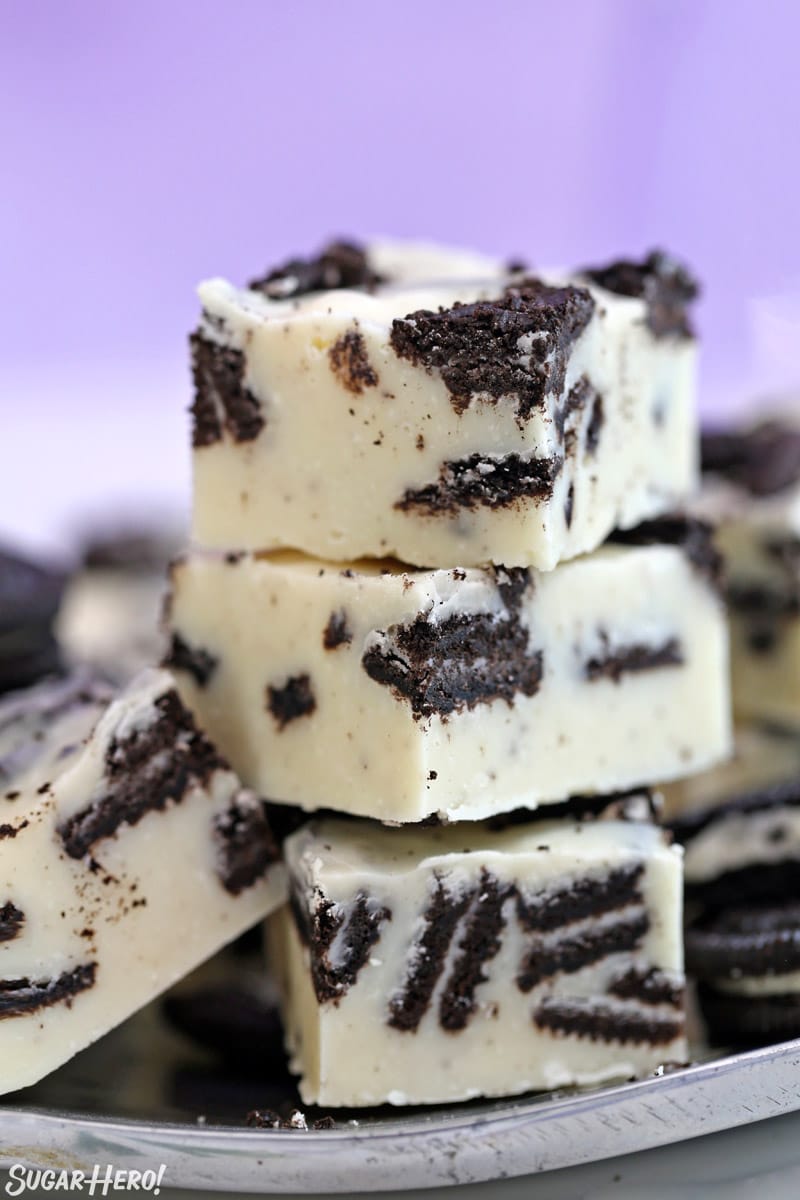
[161,239,731,1106]
[662,414,800,1045]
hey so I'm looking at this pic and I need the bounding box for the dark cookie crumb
[214,795,280,895]
[0,962,97,1017]
[535,997,684,1045]
[267,674,316,729]
[609,516,723,593]
[585,392,604,455]
[584,635,684,683]
[163,633,218,688]
[59,689,226,859]
[328,329,379,394]
[0,901,24,942]
[565,483,575,529]
[395,453,562,516]
[518,910,649,992]
[291,886,391,1004]
[248,240,384,299]
[247,1108,308,1130]
[608,966,684,1007]
[582,250,699,339]
[323,610,352,650]
[516,863,644,935]
[555,377,596,454]
[702,421,800,497]
[362,576,542,721]
[389,875,474,1032]
[439,871,512,1031]
[190,333,265,448]
[390,279,595,422]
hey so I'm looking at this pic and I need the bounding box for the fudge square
[0,669,285,1095]
[271,811,686,1106]
[166,520,731,823]
[701,416,800,726]
[190,251,698,570]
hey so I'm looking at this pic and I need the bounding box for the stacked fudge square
[167,239,732,1106]
[663,413,800,1046]
[0,663,286,1095]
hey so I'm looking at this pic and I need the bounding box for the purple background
[2,0,800,547]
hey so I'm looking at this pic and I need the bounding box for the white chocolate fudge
[700,417,800,725]
[272,813,686,1106]
[0,669,285,1095]
[663,725,800,911]
[167,522,731,823]
[190,246,697,568]
[57,528,179,685]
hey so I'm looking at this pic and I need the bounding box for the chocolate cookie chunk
[701,421,800,497]
[581,251,699,339]
[685,901,800,981]
[248,240,384,299]
[390,280,595,421]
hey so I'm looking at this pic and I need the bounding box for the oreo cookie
[685,901,800,981]
[0,546,66,693]
[697,985,800,1047]
[687,901,800,1046]
[701,420,800,496]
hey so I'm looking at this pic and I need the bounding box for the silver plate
[1,1000,799,1194]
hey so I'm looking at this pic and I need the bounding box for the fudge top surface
[286,815,677,889]
[0,671,111,797]
[198,238,697,344]
[197,271,606,335]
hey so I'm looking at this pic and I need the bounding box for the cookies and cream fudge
[190,247,697,569]
[662,725,800,912]
[0,668,285,1095]
[249,237,506,297]
[57,526,180,685]
[272,812,686,1106]
[166,520,731,823]
[701,416,800,725]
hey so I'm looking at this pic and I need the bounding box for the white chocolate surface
[190,262,697,569]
